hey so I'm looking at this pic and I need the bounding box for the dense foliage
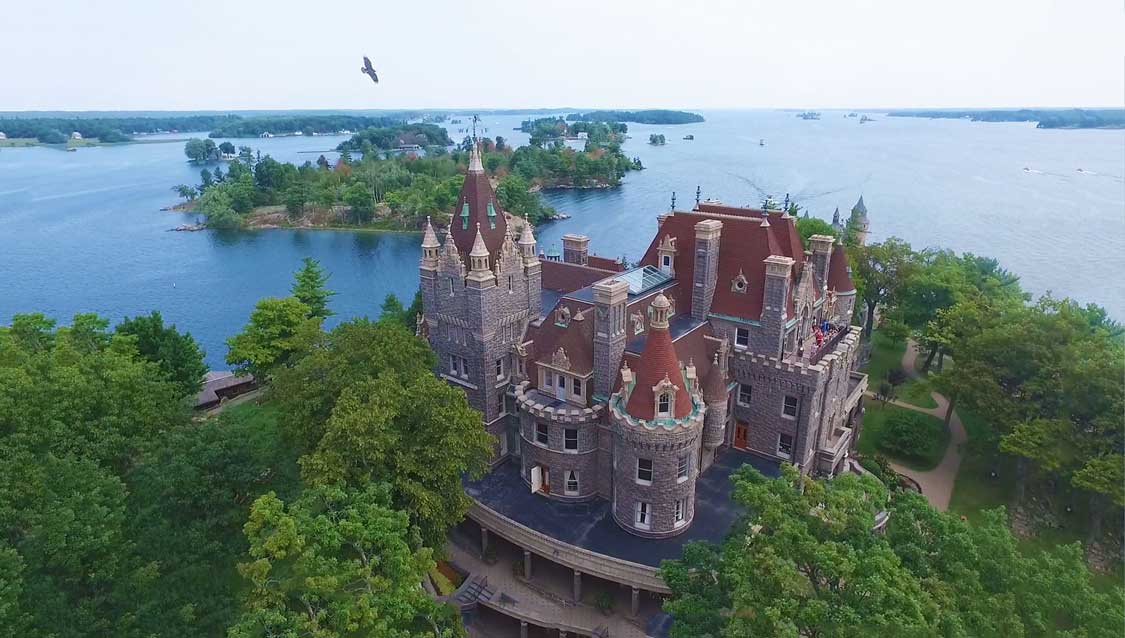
[115,310,208,398]
[0,114,238,143]
[649,133,666,145]
[335,123,453,151]
[209,115,405,138]
[661,465,1124,638]
[566,109,705,124]
[887,108,1125,129]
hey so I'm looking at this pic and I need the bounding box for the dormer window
[731,270,749,294]
[657,392,671,416]
[661,254,672,269]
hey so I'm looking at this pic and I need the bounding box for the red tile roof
[625,298,692,420]
[827,244,855,293]
[587,255,626,272]
[637,207,816,322]
[540,259,618,293]
[524,302,596,387]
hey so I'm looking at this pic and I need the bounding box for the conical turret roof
[450,142,507,262]
[421,216,440,248]
[853,195,867,216]
[625,294,692,420]
[470,223,490,259]
[703,352,727,402]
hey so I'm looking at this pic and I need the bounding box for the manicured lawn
[856,401,950,471]
[861,332,937,409]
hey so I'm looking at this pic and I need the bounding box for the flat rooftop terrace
[463,448,780,567]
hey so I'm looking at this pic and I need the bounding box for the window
[676,454,689,482]
[564,428,578,451]
[565,470,579,495]
[557,373,566,390]
[495,358,505,380]
[448,277,455,295]
[778,433,794,459]
[572,377,582,397]
[516,357,524,376]
[535,422,549,446]
[737,383,752,407]
[449,354,468,378]
[635,501,651,530]
[662,254,672,268]
[507,275,513,292]
[783,395,799,419]
[657,392,671,416]
[674,498,686,526]
[497,392,506,416]
[735,327,750,348]
[636,458,653,484]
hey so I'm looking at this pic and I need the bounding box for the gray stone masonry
[752,255,794,358]
[691,219,723,321]
[519,408,601,502]
[611,421,702,538]
[591,279,629,398]
[561,234,590,266]
[808,235,834,293]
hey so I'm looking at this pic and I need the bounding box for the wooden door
[541,466,551,494]
[734,422,748,450]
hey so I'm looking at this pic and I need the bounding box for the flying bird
[360,56,379,84]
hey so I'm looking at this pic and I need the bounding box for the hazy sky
[2,0,1122,111]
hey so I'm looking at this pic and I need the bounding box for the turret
[702,352,728,451]
[420,216,440,270]
[466,223,495,287]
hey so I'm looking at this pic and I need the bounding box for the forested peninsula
[887,108,1125,129]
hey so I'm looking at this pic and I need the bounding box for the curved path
[866,340,967,511]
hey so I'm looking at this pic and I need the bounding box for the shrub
[886,367,908,386]
[879,410,944,461]
[594,590,615,614]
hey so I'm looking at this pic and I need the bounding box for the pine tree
[290,257,334,320]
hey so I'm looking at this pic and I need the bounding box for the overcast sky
[2,0,1122,111]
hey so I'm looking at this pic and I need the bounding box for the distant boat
[860,115,875,123]
[683,134,694,140]
[797,111,821,120]
[759,138,765,146]
[66,147,77,152]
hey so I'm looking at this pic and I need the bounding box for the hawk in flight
[360,56,379,84]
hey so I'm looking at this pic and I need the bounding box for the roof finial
[695,185,701,206]
[670,191,676,212]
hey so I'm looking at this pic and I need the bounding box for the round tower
[701,352,728,450]
[608,294,705,538]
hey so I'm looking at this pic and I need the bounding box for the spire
[421,216,439,248]
[832,206,840,225]
[442,224,459,258]
[470,223,489,260]
[468,142,484,173]
[853,195,867,216]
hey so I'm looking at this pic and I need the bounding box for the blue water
[1,112,1122,368]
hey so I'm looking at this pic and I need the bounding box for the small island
[513,117,643,188]
[565,109,704,124]
[887,108,1125,129]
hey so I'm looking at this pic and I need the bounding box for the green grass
[0,137,38,147]
[857,401,950,471]
[861,332,938,409]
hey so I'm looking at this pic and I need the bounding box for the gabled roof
[540,259,619,293]
[637,206,815,322]
[450,145,508,262]
[525,303,596,384]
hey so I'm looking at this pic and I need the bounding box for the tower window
[677,454,689,482]
[738,384,752,406]
[564,428,578,451]
[635,501,651,529]
[448,277,455,295]
[735,328,749,348]
[572,377,582,397]
[495,358,505,380]
[507,275,513,292]
[636,458,653,484]
[565,470,579,495]
[674,498,686,526]
[778,433,794,459]
[783,395,799,419]
[662,254,672,268]
[657,392,671,416]
[535,422,549,446]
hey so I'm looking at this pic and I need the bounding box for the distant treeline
[566,109,705,124]
[887,108,1125,129]
[0,115,238,143]
[335,124,453,152]
[208,115,407,138]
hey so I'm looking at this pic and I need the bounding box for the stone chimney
[691,219,723,321]
[561,233,590,266]
[808,234,834,293]
[592,278,629,398]
[757,255,795,358]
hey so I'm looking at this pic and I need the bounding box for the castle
[419,143,869,631]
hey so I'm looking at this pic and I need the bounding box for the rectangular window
[737,383,752,407]
[657,393,670,416]
[783,395,799,418]
[516,357,524,376]
[778,433,794,458]
[507,275,513,292]
[564,428,578,451]
[636,458,653,484]
[635,501,650,529]
[535,422,549,446]
[662,254,671,268]
[497,392,506,416]
[676,454,689,482]
[735,327,750,348]
[572,377,582,397]
[674,498,686,525]
[565,470,579,495]
[557,373,566,389]
[495,358,504,380]
[449,354,459,376]
[449,277,455,295]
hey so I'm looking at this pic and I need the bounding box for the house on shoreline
[419,141,868,636]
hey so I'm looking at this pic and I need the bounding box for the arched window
[658,392,671,416]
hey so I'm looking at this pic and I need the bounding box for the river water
[1,111,1121,367]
